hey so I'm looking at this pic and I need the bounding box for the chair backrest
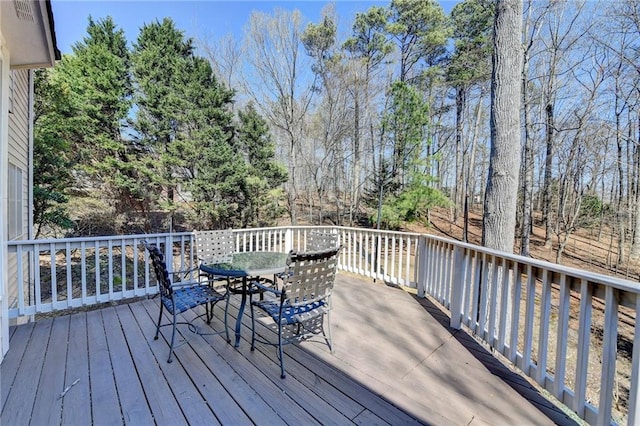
[307,229,339,251]
[282,246,341,308]
[141,241,173,298]
[194,229,235,265]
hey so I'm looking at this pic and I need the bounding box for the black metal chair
[141,240,229,363]
[249,246,341,378]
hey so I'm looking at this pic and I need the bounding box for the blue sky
[51,1,461,54]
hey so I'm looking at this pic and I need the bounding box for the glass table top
[200,251,289,277]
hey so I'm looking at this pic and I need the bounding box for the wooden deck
[2,273,578,425]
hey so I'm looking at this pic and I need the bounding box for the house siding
[7,69,31,324]
[0,0,59,361]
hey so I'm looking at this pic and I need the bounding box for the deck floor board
[133,301,254,425]
[179,306,322,425]
[61,313,91,426]
[114,305,187,425]
[127,302,223,426]
[102,306,155,425]
[86,309,123,426]
[1,320,34,410]
[2,273,578,425]
[2,319,52,426]
[30,315,69,426]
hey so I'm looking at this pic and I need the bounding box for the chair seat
[142,240,230,364]
[250,246,340,378]
[252,299,327,325]
[164,285,226,315]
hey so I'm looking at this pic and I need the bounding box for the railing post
[629,293,640,426]
[417,235,427,298]
[284,228,293,253]
[450,245,465,330]
[163,235,174,272]
[597,286,617,425]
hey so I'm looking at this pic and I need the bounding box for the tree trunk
[542,102,554,248]
[615,109,625,265]
[632,115,640,258]
[455,87,466,223]
[351,85,361,226]
[288,133,298,225]
[520,13,534,257]
[464,90,483,243]
[521,98,534,256]
[482,0,523,253]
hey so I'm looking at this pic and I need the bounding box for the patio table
[200,251,288,347]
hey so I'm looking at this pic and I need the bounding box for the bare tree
[343,6,393,225]
[520,0,548,256]
[535,1,590,248]
[554,62,605,262]
[603,0,640,261]
[199,33,242,91]
[241,9,315,225]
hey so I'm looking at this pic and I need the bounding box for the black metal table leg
[234,276,247,347]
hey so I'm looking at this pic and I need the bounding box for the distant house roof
[2,0,60,69]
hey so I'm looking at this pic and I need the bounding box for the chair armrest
[170,280,202,290]
[275,271,293,280]
[250,280,282,296]
[172,267,200,281]
[171,276,223,289]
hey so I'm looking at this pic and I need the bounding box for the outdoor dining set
[140,229,341,379]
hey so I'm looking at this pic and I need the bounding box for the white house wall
[0,40,11,361]
[7,68,30,325]
[0,0,58,362]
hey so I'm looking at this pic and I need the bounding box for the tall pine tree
[236,103,288,226]
[32,69,77,237]
[132,18,251,229]
[59,16,132,211]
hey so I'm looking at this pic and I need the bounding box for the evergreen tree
[186,58,248,229]
[32,69,77,237]
[374,81,448,228]
[236,103,288,226]
[385,80,430,189]
[447,0,494,89]
[343,6,392,68]
[59,16,132,211]
[343,6,393,224]
[132,18,257,229]
[386,0,450,83]
[446,0,494,235]
[131,18,193,224]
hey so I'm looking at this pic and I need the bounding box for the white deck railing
[6,226,639,425]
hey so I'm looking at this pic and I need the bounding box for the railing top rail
[286,225,423,236]
[422,232,640,295]
[7,225,640,294]
[7,232,194,246]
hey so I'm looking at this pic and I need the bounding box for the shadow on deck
[1,273,578,425]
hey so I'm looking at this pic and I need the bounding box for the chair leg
[167,312,177,363]
[278,322,286,379]
[325,310,334,354]
[224,294,231,344]
[250,293,256,351]
[154,302,164,340]
[224,298,230,343]
[205,301,212,324]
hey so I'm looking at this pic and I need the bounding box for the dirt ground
[409,207,640,283]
